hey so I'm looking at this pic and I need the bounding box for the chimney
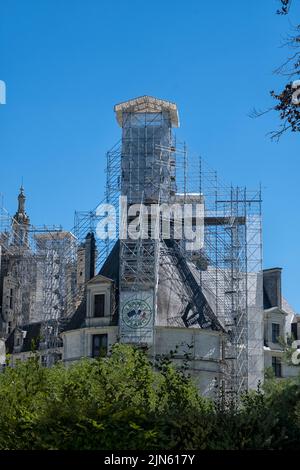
[85,232,96,282]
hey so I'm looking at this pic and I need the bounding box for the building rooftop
[114,95,179,128]
[33,231,76,241]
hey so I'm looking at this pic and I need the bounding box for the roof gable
[87,274,114,285]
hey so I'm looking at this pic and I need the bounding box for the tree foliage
[269,0,300,138]
[0,345,300,449]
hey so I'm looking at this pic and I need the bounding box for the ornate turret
[12,186,30,246]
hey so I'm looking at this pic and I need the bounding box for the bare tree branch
[277,0,293,15]
[260,0,300,139]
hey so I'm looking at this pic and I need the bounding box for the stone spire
[12,185,30,246]
[17,185,26,213]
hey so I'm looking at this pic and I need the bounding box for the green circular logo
[122,299,152,329]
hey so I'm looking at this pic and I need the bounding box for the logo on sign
[121,299,152,329]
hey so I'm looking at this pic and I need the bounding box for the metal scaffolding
[93,149,261,396]
[0,96,263,397]
[177,155,263,396]
[72,97,263,396]
[0,201,77,352]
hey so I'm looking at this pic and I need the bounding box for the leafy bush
[0,345,300,450]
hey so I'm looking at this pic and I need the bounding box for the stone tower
[114,96,179,345]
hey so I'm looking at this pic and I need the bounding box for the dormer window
[86,275,112,319]
[94,294,105,317]
[272,323,280,343]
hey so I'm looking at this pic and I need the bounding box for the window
[9,289,13,309]
[94,294,105,317]
[272,356,282,378]
[7,321,12,334]
[92,334,108,358]
[55,353,62,363]
[291,323,298,340]
[41,355,48,367]
[16,337,20,347]
[272,323,280,343]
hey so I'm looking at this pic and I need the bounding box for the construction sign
[119,290,154,345]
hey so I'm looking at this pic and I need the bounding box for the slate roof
[99,241,119,284]
[61,298,87,332]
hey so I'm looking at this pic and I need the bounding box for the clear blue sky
[0,0,299,310]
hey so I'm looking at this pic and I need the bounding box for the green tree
[0,345,210,450]
[1,345,300,450]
